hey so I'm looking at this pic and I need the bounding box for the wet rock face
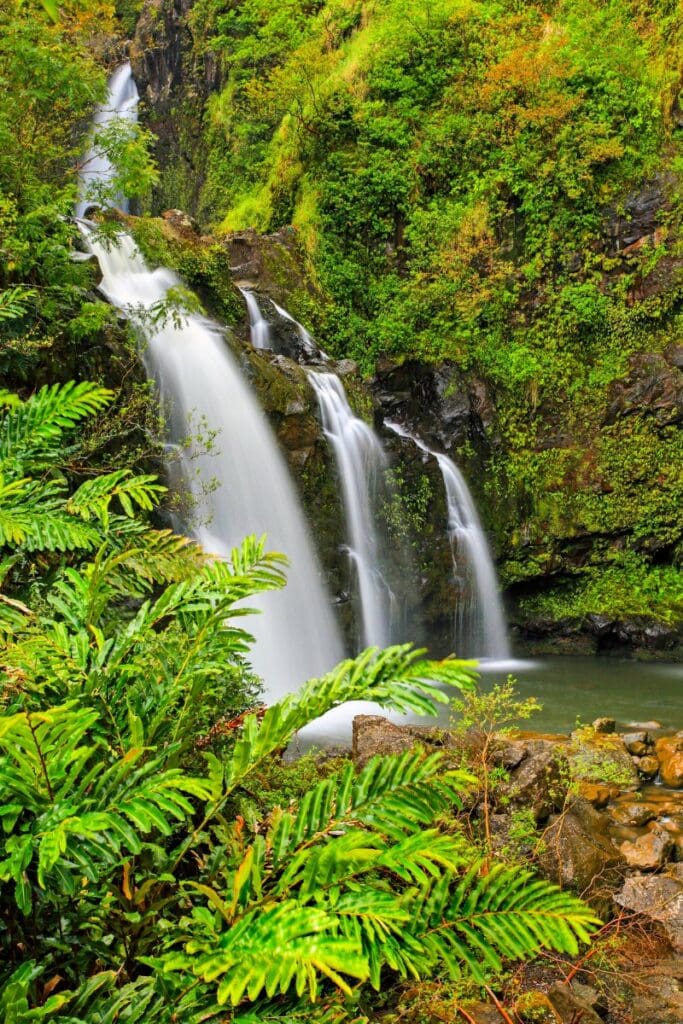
[606,176,669,254]
[503,739,570,822]
[371,359,498,454]
[514,612,683,659]
[539,797,625,902]
[656,735,683,789]
[606,351,683,427]
[615,868,683,951]
[620,826,675,870]
[130,0,221,217]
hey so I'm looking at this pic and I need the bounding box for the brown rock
[656,736,683,788]
[352,715,417,767]
[514,991,560,1022]
[546,983,603,1024]
[620,825,674,870]
[505,739,570,821]
[539,797,624,905]
[628,740,650,757]
[461,1002,510,1024]
[592,717,616,734]
[568,729,639,790]
[623,730,650,751]
[161,208,201,238]
[631,959,683,1024]
[607,352,683,427]
[638,755,660,778]
[608,799,658,828]
[579,782,616,809]
[615,870,683,950]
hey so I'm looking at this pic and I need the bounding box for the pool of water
[466,656,682,733]
[297,655,682,749]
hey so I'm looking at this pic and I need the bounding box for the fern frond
[0,704,208,911]
[407,861,601,984]
[222,646,475,798]
[166,901,369,1006]
[67,470,165,525]
[0,381,112,468]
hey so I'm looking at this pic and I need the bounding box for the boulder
[638,755,660,778]
[578,782,616,809]
[619,826,674,870]
[568,728,639,791]
[161,208,201,239]
[656,735,683,789]
[352,715,417,767]
[505,739,570,821]
[539,797,624,903]
[615,869,683,950]
[630,959,683,1024]
[546,983,603,1024]
[608,799,658,828]
[592,717,616,734]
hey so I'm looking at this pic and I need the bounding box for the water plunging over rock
[239,287,272,350]
[76,63,139,219]
[78,66,344,700]
[386,421,510,661]
[309,371,393,650]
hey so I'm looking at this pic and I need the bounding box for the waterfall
[235,288,395,650]
[270,300,318,356]
[239,287,272,350]
[78,67,344,699]
[386,422,510,661]
[75,63,139,219]
[309,372,393,649]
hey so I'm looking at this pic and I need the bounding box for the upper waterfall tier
[75,62,139,220]
[78,66,344,699]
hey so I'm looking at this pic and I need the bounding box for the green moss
[128,216,243,325]
[518,553,683,627]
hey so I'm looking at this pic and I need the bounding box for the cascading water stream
[75,63,139,219]
[309,372,393,650]
[239,287,272,350]
[270,299,318,356]
[386,421,510,661]
[234,290,395,650]
[78,66,344,699]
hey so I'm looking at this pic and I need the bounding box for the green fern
[0,381,113,470]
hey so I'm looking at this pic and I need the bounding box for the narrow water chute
[309,371,393,650]
[386,421,510,660]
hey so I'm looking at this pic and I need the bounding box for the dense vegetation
[0,387,601,1018]
[159,0,682,630]
[0,1,680,1017]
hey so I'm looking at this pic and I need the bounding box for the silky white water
[78,67,344,699]
[75,63,139,219]
[386,421,510,660]
[239,287,272,350]
[270,299,318,356]
[310,372,393,649]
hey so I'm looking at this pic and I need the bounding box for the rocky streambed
[352,714,683,1023]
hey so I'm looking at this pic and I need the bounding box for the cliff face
[124,0,683,658]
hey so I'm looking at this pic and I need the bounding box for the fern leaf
[0,381,112,468]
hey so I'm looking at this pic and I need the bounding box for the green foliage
[0,0,156,383]
[518,552,683,626]
[0,382,163,570]
[0,385,598,1019]
[178,0,682,626]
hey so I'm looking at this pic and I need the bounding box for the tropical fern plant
[1,618,599,1022]
[0,382,174,633]
[0,382,600,1023]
